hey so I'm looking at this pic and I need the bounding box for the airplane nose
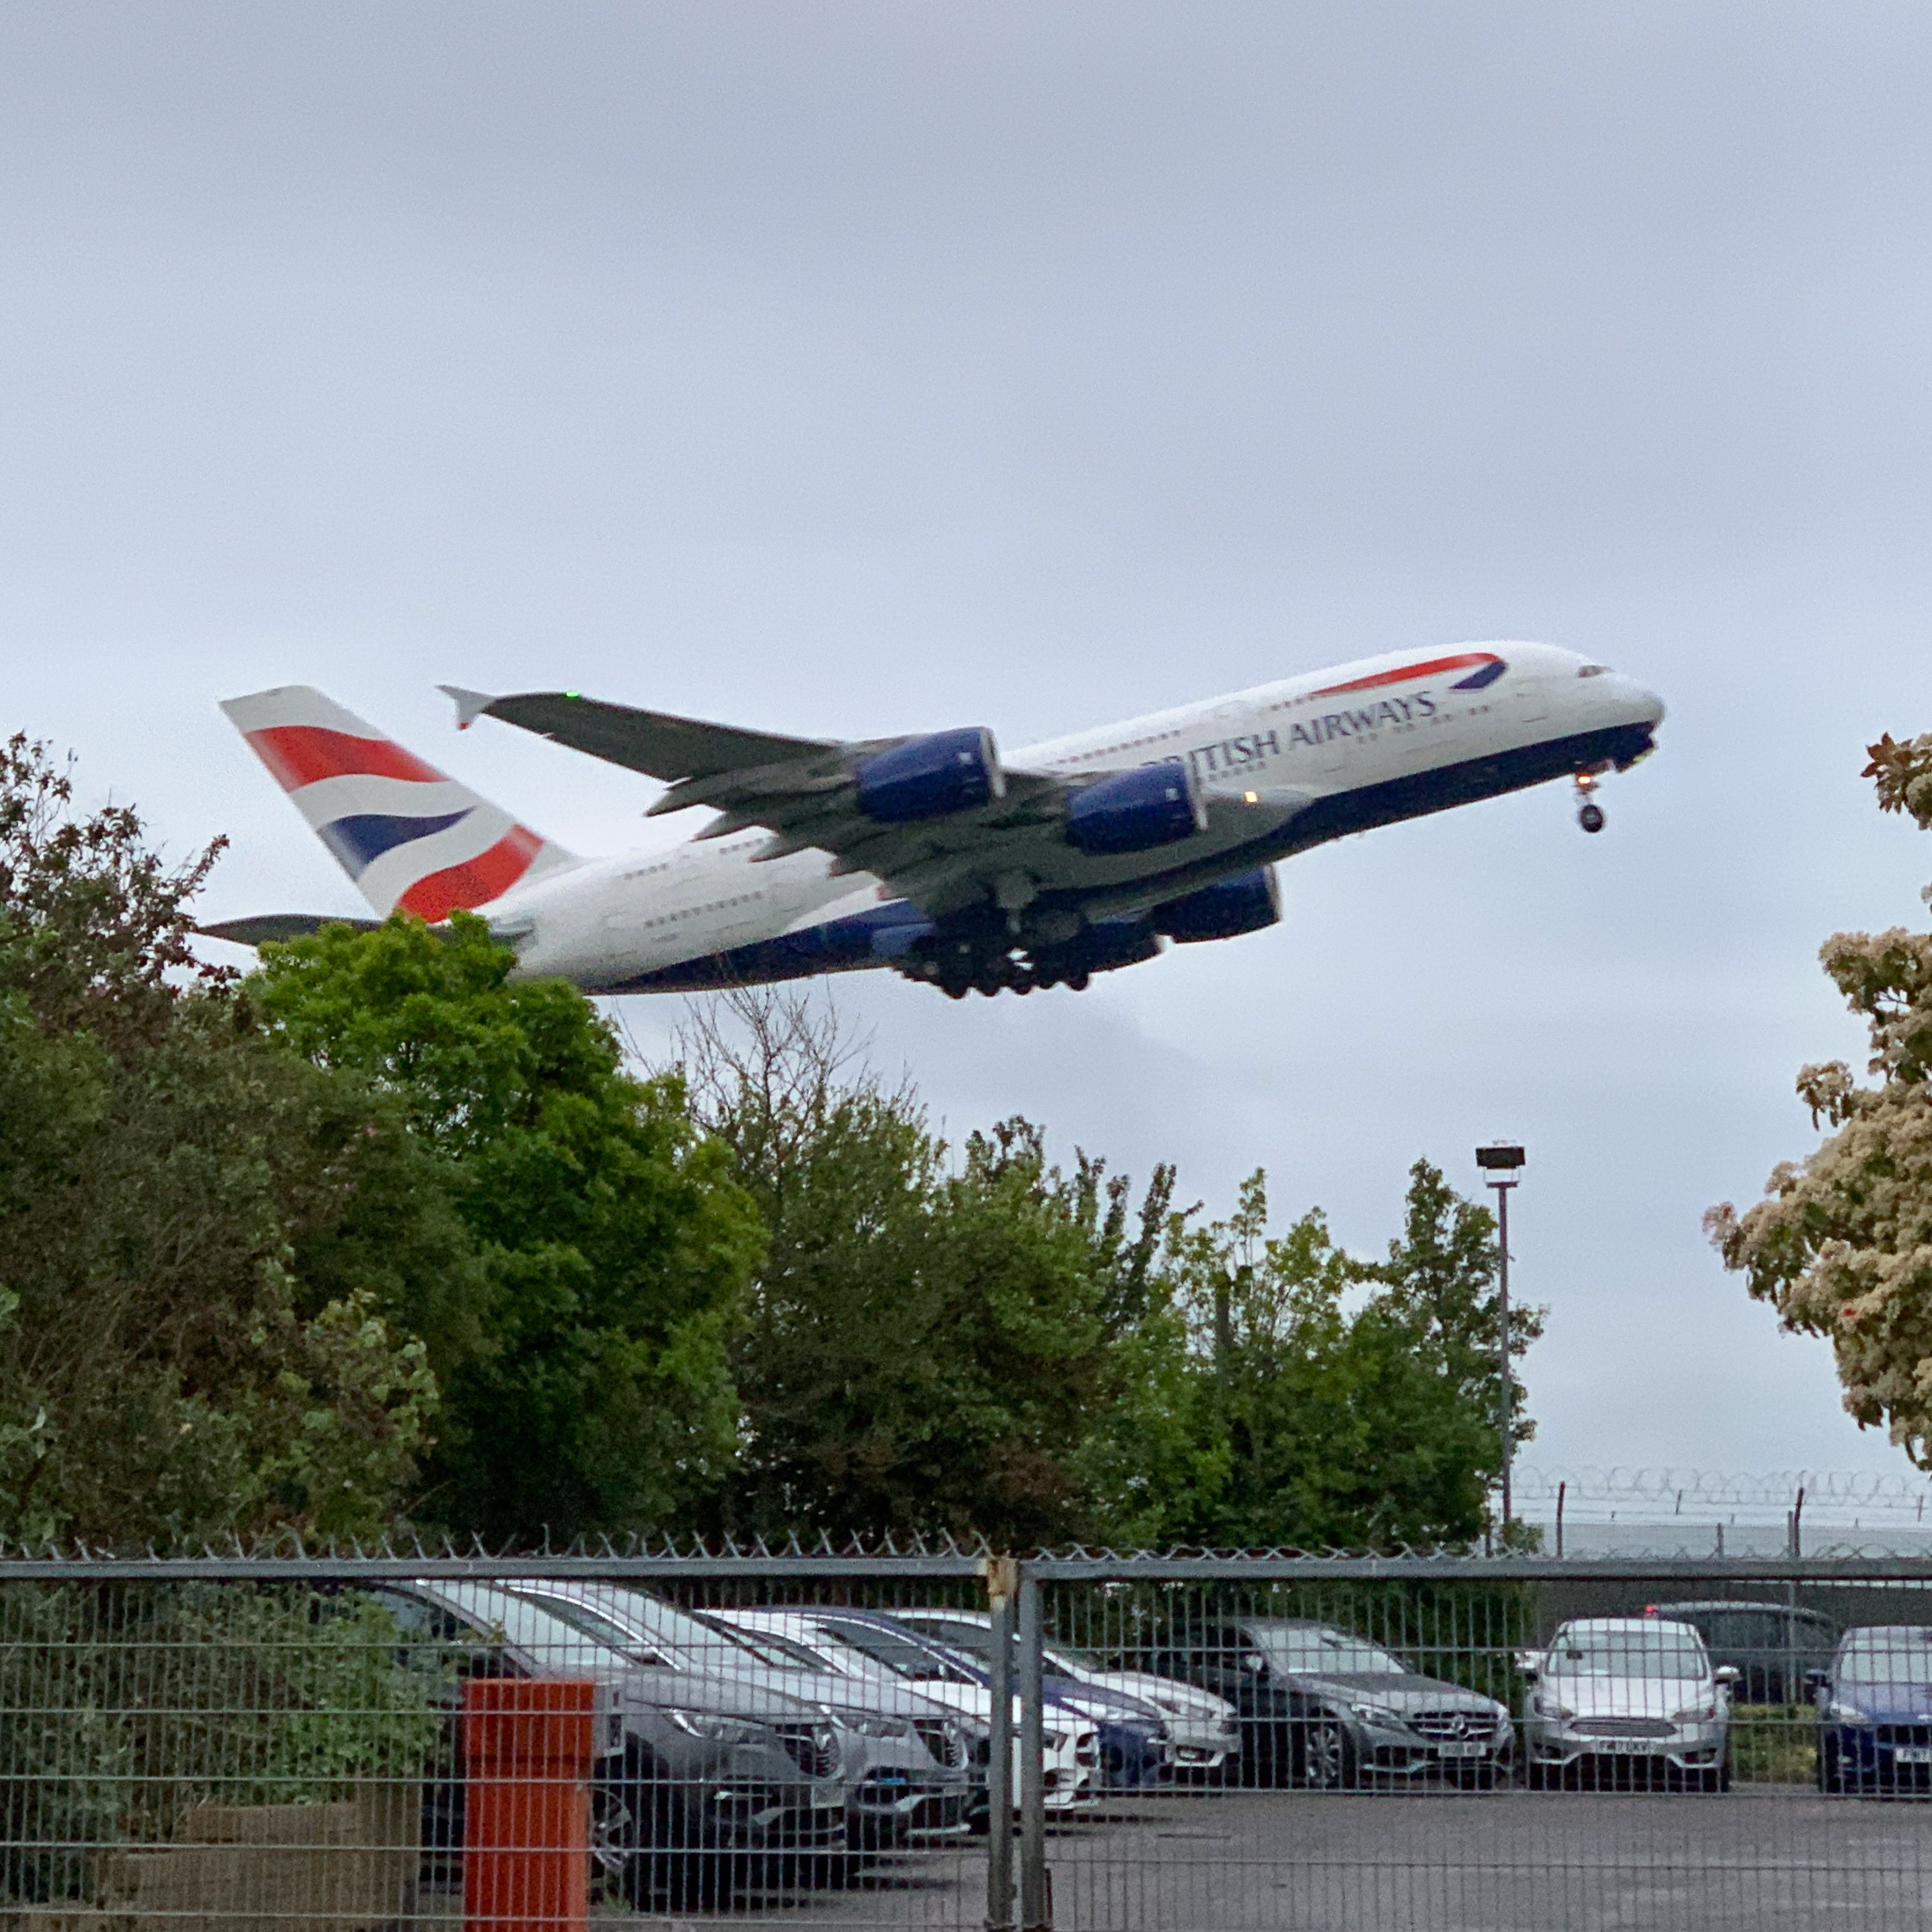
[1607,674,1665,729]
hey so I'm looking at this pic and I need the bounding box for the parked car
[362,1579,851,1907]
[710,1605,1100,1817]
[1646,1600,1838,1703]
[1810,1624,1932,1795]
[873,1610,1175,1791]
[1139,1619,1512,1788]
[1521,1616,1737,1791]
[502,1580,973,1848]
[888,1606,1239,1781]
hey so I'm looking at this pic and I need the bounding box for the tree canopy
[682,990,1528,1551]
[0,736,436,1544]
[248,915,764,1544]
[1710,732,1932,1462]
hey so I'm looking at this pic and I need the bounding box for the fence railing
[6,1546,1932,1930]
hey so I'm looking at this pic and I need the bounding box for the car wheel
[1300,1718,1356,1790]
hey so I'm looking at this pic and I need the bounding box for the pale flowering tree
[1707,733,1932,1460]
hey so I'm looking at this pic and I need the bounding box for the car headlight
[1348,1701,1408,1728]
[664,1709,769,1743]
[1827,1701,1869,1725]
[1671,1700,1718,1723]
[823,1708,915,1740]
[1530,1694,1574,1720]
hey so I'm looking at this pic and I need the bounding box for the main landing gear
[1574,769,1607,835]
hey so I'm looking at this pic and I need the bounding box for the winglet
[438,685,497,732]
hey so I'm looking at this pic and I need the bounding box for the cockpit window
[1577,665,1609,678]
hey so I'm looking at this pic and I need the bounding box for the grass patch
[1730,1705,1816,1785]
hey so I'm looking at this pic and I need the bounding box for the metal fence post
[1018,1564,1052,1932]
[984,1555,1018,1932]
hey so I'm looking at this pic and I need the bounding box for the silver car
[1522,1616,1738,1791]
[504,1581,973,1847]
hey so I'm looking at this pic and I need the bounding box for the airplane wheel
[1066,970,1091,992]
[941,981,969,1000]
[1578,801,1606,834]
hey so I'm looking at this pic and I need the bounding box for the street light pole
[1475,1143,1526,1530]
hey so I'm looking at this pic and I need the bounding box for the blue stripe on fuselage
[593,897,933,995]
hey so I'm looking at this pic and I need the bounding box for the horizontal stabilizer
[197,912,383,947]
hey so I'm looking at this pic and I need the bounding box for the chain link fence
[4,1544,1932,1929]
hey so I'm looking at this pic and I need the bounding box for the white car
[888,1607,1242,1780]
[712,1606,1099,1814]
[1522,1617,1738,1791]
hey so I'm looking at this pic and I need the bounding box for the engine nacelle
[1065,760,1207,857]
[855,728,1004,824]
[1152,866,1282,943]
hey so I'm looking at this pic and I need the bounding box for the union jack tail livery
[219,687,576,920]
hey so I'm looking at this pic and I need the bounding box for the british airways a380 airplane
[209,642,1663,999]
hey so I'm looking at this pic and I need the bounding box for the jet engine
[1065,760,1207,856]
[1153,866,1281,942]
[855,728,1005,823]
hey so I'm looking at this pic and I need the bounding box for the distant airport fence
[6,1536,1932,1931]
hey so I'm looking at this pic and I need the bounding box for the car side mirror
[1241,1653,1266,1675]
[1514,1650,1542,1680]
[1713,1666,1742,1687]
[1803,1668,1829,1691]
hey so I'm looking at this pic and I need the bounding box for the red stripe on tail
[246,725,448,791]
[396,826,544,922]
[1311,652,1498,698]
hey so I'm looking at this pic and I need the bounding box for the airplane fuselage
[485,638,1662,995]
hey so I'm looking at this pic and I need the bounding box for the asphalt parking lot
[594,1788,1932,1930]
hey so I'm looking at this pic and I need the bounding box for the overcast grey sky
[6,3,1930,1479]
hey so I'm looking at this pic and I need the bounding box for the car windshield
[1837,1630,1932,1692]
[505,1590,674,1668]
[1548,1631,1708,1679]
[1255,1630,1407,1676]
[698,1616,831,1672]
[816,1618,976,1683]
[1044,1639,1106,1673]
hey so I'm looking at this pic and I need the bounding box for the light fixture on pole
[1475,1142,1526,1527]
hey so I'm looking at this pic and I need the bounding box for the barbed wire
[1514,1466,1932,1512]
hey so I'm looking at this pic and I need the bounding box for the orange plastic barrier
[461,1677,598,1932]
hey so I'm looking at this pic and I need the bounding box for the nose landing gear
[1574,770,1606,835]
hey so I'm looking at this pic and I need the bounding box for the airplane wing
[446,686,1308,919]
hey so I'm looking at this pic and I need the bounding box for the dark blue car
[1813,1625,1932,1795]
[866,1610,1173,1792]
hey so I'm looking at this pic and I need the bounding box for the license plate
[1603,1740,1659,1754]
[1892,1746,1932,1765]
[1435,1743,1488,1758]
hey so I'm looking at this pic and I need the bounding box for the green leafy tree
[1710,732,1932,1461]
[1109,1161,1531,1551]
[680,991,1173,1546]
[0,740,437,1545]
[249,915,763,1542]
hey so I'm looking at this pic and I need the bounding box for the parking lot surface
[592,1788,1932,1930]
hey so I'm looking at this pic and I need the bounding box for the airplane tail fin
[219,687,577,921]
